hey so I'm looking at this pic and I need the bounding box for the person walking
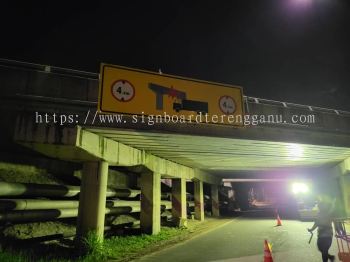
[308,201,335,262]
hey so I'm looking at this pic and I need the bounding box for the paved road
[135,217,339,262]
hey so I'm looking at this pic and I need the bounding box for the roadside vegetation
[0,162,229,261]
[0,162,193,261]
[0,226,193,262]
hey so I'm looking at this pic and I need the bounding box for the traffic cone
[276,214,282,226]
[264,239,273,262]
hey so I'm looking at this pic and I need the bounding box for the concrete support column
[329,158,350,217]
[77,161,108,241]
[194,180,204,221]
[172,178,187,222]
[339,175,350,216]
[140,172,161,235]
[211,184,220,217]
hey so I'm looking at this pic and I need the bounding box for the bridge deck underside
[86,128,350,175]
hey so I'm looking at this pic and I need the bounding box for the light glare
[287,144,304,160]
[292,182,309,194]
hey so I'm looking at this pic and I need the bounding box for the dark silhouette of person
[308,200,335,262]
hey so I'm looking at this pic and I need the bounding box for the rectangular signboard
[98,64,244,126]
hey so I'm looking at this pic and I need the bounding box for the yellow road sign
[98,64,244,126]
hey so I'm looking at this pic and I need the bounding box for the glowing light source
[286,144,304,160]
[292,182,309,194]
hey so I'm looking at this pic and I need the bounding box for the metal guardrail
[244,96,350,116]
[0,58,99,80]
[1,58,349,117]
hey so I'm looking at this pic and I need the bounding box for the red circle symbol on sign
[219,96,236,114]
[111,80,135,102]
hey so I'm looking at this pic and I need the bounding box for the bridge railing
[1,58,349,133]
[0,58,99,80]
[244,96,350,117]
[244,96,350,132]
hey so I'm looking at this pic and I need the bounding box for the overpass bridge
[1,59,350,242]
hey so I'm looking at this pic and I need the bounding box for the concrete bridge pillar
[330,157,350,217]
[211,184,220,217]
[339,175,350,216]
[76,161,108,242]
[172,178,187,224]
[140,172,161,235]
[194,180,204,221]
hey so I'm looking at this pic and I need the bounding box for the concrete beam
[211,185,220,217]
[145,154,220,185]
[140,172,161,235]
[76,161,108,242]
[172,178,187,221]
[194,180,204,221]
[14,120,220,185]
[14,120,145,165]
[330,157,350,177]
[223,178,291,182]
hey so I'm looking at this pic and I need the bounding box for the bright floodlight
[292,182,309,194]
[287,144,304,160]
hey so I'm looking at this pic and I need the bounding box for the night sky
[1,1,349,110]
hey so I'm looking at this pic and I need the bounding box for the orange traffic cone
[276,214,282,226]
[264,239,273,262]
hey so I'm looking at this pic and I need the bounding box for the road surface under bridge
[135,216,338,262]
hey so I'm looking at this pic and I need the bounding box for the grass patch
[0,226,192,262]
[0,218,227,262]
[0,249,73,262]
[102,227,189,261]
[0,162,59,184]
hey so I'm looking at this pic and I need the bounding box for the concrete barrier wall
[0,65,98,101]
